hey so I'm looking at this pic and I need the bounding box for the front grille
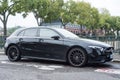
[104,47,114,54]
[105,47,113,52]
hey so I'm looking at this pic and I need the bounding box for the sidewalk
[113,53,120,62]
[0,48,120,62]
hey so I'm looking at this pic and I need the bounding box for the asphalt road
[0,55,120,80]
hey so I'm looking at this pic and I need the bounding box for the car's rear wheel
[68,48,87,67]
[7,45,21,61]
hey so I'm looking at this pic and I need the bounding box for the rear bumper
[4,42,9,55]
[4,47,7,55]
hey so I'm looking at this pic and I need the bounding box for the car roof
[20,26,62,30]
[10,26,64,36]
[17,26,62,31]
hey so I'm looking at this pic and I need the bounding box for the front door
[37,28,67,60]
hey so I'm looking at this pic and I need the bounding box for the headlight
[88,46,104,52]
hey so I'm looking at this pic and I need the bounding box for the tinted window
[39,29,59,38]
[55,28,79,39]
[23,28,37,37]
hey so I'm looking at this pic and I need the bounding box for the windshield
[55,28,80,39]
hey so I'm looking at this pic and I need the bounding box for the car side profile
[4,26,113,67]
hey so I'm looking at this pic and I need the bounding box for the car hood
[65,38,111,47]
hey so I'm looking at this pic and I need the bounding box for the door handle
[39,39,44,42]
[19,38,23,42]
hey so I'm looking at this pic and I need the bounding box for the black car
[4,27,113,67]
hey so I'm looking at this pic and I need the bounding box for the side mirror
[51,36,60,40]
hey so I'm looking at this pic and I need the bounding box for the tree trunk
[3,21,7,37]
[91,26,93,35]
[80,25,82,35]
[117,30,119,36]
[36,17,43,26]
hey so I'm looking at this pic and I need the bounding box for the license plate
[110,55,113,58]
[107,54,113,58]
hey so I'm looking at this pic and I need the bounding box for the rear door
[17,28,39,57]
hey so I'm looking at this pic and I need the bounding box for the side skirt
[21,56,66,62]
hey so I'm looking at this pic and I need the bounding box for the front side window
[18,28,37,37]
[55,28,79,39]
[39,29,60,38]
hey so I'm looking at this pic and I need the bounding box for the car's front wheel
[7,45,21,61]
[68,48,88,67]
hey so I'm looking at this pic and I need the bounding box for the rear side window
[18,28,38,37]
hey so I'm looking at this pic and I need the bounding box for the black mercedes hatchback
[4,27,114,67]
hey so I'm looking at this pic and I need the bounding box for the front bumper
[87,47,113,63]
[88,54,113,63]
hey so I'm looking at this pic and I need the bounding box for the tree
[62,0,96,32]
[0,0,18,36]
[88,7,99,29]
[116,17,120,36]
[13,0,64,26]
[99,8,111,35]
[61,0,77,25]
[106,16,120,36]
[7,26,21,35]
[44,0,64,23]
[62,1,97,25]
[31,0,50,26]
[12,0,50,26]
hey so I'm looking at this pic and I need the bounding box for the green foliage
[88,7,99,29]
[44,0,64,23]
[13,0,64,26]
[0,0,20,36]
[1,0,120,36]
[62,0,99,29]
[99,8,111,28]
[106,16,120,30]
[75,1,92,26]
[7,26,21,35]
[61,0,76,24]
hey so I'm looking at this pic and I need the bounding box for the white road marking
[38,66,55,70]
[0,61,22,65]
[26,64,55,70]
[0,52,4,54]
[95,68,120,74]
[48,65,63,68]
[1,61,7,64]
[33,65,39,68]
[30,65,63,70]
[0,61,64,71]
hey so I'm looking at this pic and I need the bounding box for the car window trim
[17,28,38,37]
[38,28,64,39]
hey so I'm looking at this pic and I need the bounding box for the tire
[68,48,87,67]
[7,45,21,61]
